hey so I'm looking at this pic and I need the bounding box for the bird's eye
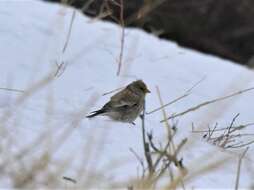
[140,87,145,91]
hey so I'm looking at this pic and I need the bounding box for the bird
[86,80,150,124]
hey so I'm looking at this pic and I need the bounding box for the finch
[86,80,150,124]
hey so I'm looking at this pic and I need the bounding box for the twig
[102,86,124,96]
[141,100,154,175]
[116,0,125,76]
[153,141,171,169]
[235,148,248,190]
[0,87,25,93]
[175,138,187,156]
[220,113,240,147]
[161,87,254,122]
[229,140,254,149]
[54,10,76,78]
[227,113,240,134]
[147,77,205,115]
[129,148,145,178]
[169,156,229,189]
[126,0,167,25]
[155,86,186,189]
[54,61,68,77]
[147,93,189,115]
[192,122,254,133]
[193,115,254,150]
[155,86,172,138]
[81,0,95,12]
[207,123,218,140]
[185,76,206,94]
[89,10,112,23]
[153,160,171,183]
[153,86,176,181]
[62,10,76,53]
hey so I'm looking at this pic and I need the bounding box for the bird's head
[128,80,151,94]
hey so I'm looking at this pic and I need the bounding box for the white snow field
[0,0,254,188]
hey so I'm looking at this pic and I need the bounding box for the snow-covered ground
[0,0,254,188]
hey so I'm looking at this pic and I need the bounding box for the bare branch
[102,86,124,96]
[229,140,254,149]
[54,61,67,77]
[146,93,189,115]
[141,100,154,176]
[155,86,186,189]
[235,148,249,190]
[81,0,95,12]
[62,10,76,53]
[192,122,254,133]
[147,77,205,115]
[161,87,254,122]
[193,115,254,150]
[0,87,25,93]
[129,148,145,178]
[116,0,125,76]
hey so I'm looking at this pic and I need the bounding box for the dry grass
[192,113,254,149]
[0,0,253,189]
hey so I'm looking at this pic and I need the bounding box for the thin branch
[147,93,189,115]
[228,113,240,134]
[229,140,254,149]
[235,148,249,190]
[102,86,124,96]
[141,100,154,175]
[155,86,186,189]
[153,160,172,183]
[161,87,254,122]
[208,123,218,140]
[193,115,254,150]
[192,122,254,133]
[116,0,125,76]
[186,76,206,94]
[129,148,145,178]
[126,0,167,25]
[54,61,67,77]
[147,77,205,115]
[155,86,172,138]
[153,141,171,168]
[220,113,240,148]
[175,138,187,156]
[81,0,95,12]
[89,10,112,23]
[0,87,25,93]
[62,10,76,53]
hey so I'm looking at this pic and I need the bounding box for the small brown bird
[86,80,150,124]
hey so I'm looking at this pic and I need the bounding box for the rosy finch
[86,80,150,124]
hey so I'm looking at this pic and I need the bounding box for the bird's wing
[110,88,139,107]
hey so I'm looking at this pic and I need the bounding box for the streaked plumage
[86,80,150,124]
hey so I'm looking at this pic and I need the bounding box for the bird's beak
[146,88,151,93]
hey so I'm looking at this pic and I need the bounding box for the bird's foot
[139,114,144,120]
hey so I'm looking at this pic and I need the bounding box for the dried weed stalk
[55,9,76,78]
[235,147,248,190]
[161,87,254,122]
[192,114,254,149]
[129,87,187,189]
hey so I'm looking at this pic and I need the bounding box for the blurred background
[45,0,254,66]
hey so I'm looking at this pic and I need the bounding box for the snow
[0,0,254,188]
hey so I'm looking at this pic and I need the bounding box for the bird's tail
[86,109,105,118]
